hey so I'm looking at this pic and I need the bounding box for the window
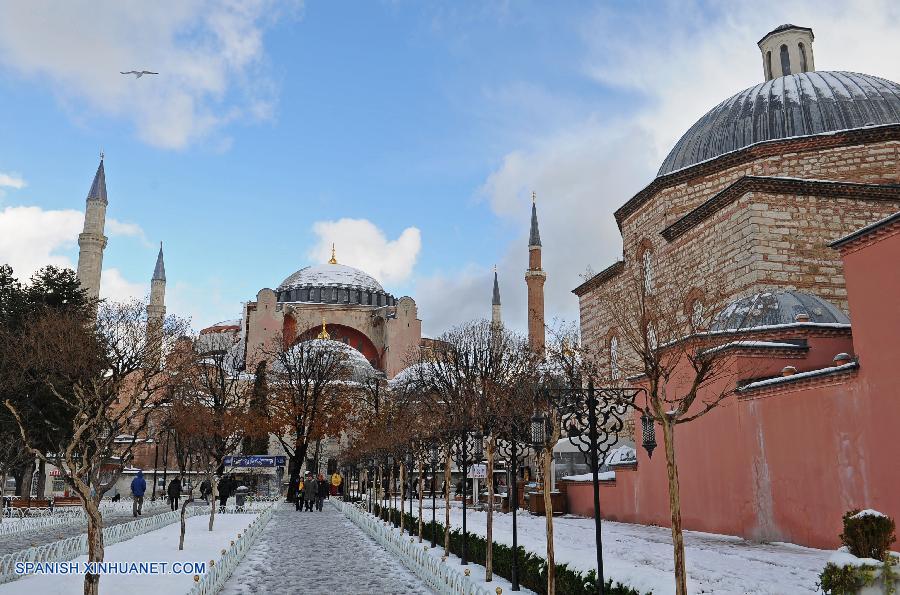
[609,336,620,380]
[765,51,773,79]
[780,44,791,75]
[798,42,808,72]
[642,250,654,294]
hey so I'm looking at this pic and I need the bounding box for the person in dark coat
[130,470,147,517]
[199,479,211,503]
[295,477,304,511]
[218,475,235,512]
[316,473,328,511]
[303,473,317,512]
[167,477,182,511]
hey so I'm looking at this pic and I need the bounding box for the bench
[9,498,51,509]
[52,496,82,509]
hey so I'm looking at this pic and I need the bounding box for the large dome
[658,71,900,177]
[278,263,383,293]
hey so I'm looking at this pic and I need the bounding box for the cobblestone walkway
[221,501,432,595]
[0,502,174,556]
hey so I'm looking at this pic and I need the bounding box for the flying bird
[120,70,158,78]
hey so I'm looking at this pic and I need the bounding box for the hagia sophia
[54,23,899,550]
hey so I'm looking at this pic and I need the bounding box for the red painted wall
[565,224,900,548]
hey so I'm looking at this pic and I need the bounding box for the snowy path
[403,502,830,594]
[0,503,173,556]
[220,502,433,595]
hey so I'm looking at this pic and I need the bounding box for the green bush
[819,562,877,594]
[840,509,896,561]
[371,504,646,595]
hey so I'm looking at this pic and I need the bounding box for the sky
[0,0,899,336]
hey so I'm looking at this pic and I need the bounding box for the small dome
[658,71,900,177]
[278,263,383,293]
[711,291,849,331]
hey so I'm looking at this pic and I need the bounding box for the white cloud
[99,267,147,303]
[308,218,422,285]
[425,1,900,336]
[0,206,82,276]
[0,172,26,190]
[0,1,297,149]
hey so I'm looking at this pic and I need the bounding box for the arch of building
[295,322,380,367]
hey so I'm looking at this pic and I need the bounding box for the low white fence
[0,499,169,539]
[188,500,279,595]
[335,500,528,595]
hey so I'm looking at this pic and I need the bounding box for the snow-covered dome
[711,291,849,331]
[271,338,376,382]
[658,71,900,177]
[275,263,396,306]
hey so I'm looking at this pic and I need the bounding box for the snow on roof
[702,340,806,355]
[563,471,616,482]
[850,509,888,519]
[278,263,384,293]
[739,362,858,392]
[605,445,637,466]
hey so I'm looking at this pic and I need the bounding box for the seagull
[120,70,158,78]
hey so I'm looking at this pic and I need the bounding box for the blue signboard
[223,455,286,468]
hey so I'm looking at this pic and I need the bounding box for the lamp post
[451,430,482,565]
[405,452,414,525]
[386,454,395,523]
[541,380,642,595]
[497,424,529,591]
[429,442,439,548]
[367,458,375,514]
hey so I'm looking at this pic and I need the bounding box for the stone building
[573,24,900,376]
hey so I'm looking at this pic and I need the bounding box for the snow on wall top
[658,71,900,177]
[277,263,384,293]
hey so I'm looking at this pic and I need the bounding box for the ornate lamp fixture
[641,411,657,458]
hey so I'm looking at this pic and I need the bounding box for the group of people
[129,470,244,515]
[295,472,342,512]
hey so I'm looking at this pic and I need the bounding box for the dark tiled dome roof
[658,71,900,177]
[711,291,849,331]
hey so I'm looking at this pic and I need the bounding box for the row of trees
[340,266,749,595]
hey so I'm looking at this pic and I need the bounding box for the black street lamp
[429,442,440,548]
[497,424,529,591]
[367,458,376,514]
[541,380,643,595]
[405,451,414,532]
[451,430,481,565]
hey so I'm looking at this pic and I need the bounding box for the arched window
[609,336,620,380]
[780,44,791,75]
[642,249,654,294]
[798,42,808,72]
[765,51,773,80]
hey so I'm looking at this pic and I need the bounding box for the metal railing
[335,500,530,595]
[188,500,279,595]
[0,499,170,538]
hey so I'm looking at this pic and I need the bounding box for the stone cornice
[572,260,624,296]
[613,124,900,230]
[661,176,900,242]
[737,362,859,400]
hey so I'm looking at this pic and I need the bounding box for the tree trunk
[208,475,217,532]
[485,435,495,581]
[399,463,405,534]
[84,496,104,595]
[18,459,34,498]
[542,447,556,595]
[179,492,194,550]
[444,449,451,555]
[35,459,46,498]
[662,417,687,595]
[0,470,6,523]
[417,459,424,543]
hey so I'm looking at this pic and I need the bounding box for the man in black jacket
[167,477,182,511]
[316,473,328,511]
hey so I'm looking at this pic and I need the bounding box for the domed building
[204,247,422,379]
[575,24,900,368]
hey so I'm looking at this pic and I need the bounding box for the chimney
[794,312,811,323]
[833,353,852,366]
[781,366,798,377]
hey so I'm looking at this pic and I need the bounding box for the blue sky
[1,1,898,335]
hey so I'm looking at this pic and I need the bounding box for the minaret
[525,192,546,354]
[147,242,166,330]
[491,266,502,328]
[76,155,109,301]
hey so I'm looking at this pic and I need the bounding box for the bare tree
[595,268,750,595]
[3,300,188,595]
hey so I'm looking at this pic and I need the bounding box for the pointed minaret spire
[328,243,338,264]
[525,192,546,354]
[76,155,109,301]
[152,242,166,281]
[492,265,502,328]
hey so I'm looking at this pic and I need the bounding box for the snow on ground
[405,501,831,594]
[0,513,256,595]
[221,502,433,595]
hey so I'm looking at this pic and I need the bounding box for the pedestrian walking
[199,479,211,503]
[295,477,304,511]
[130,470,146,517]
[167,477,182,511]
[218,475,235,512]
[330,472,342,496]
[316,473,328,511]
[303,472,317,512]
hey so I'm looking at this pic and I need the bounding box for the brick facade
[576,134,900,376]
